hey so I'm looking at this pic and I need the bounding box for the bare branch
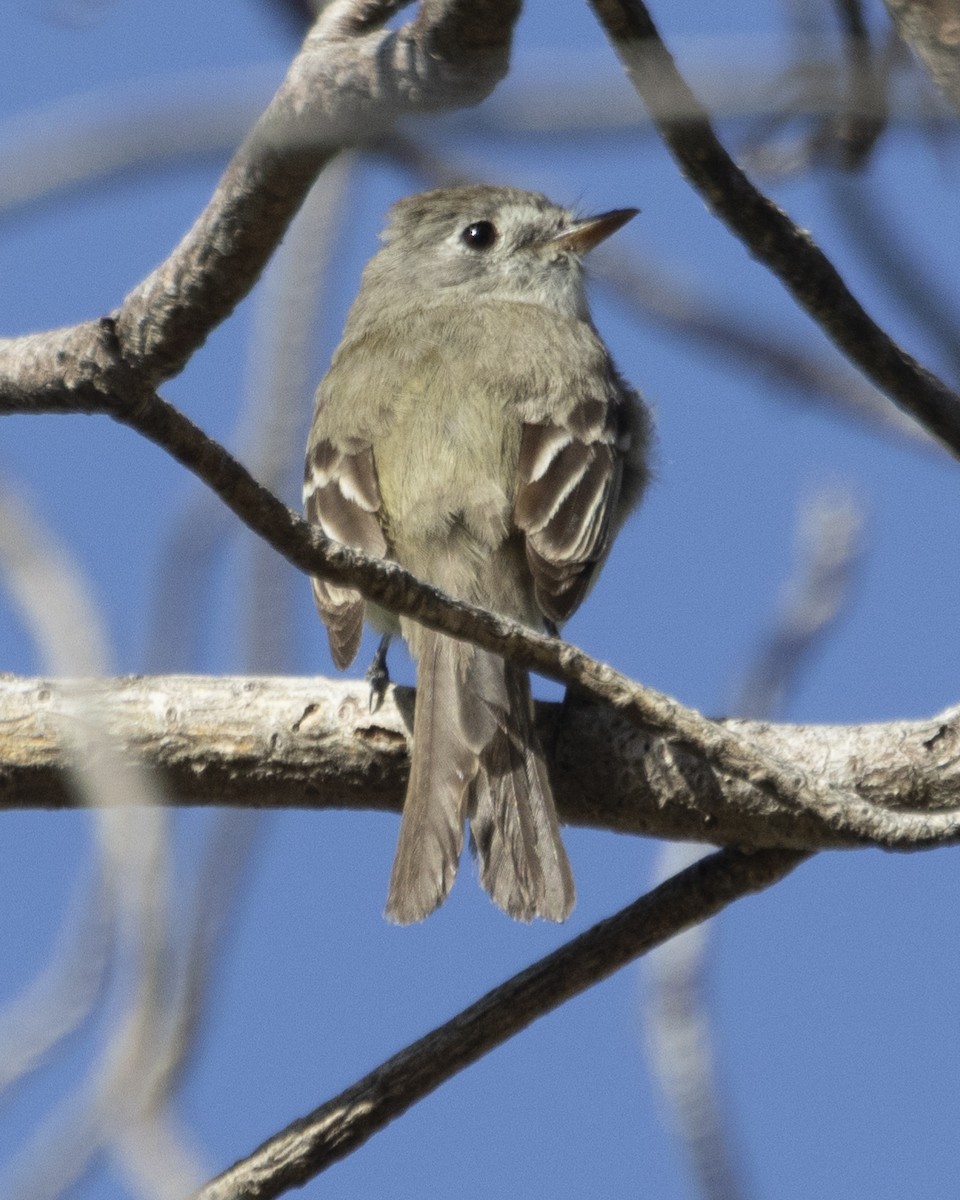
[109,0,521,383]
[586,0,960,459]
[823,0,889,167]
[1,673,959,852]
[0,47,949,227]
[192,846,805,1200]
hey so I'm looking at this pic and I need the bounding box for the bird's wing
[513,396,624,627]
[303,434,387,669]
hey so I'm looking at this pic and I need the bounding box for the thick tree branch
[587,0,960,459]
[192,846,805,1200]
[3,674,960,853]
[106,0,520,383]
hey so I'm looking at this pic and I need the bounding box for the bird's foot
[366,634,392,713]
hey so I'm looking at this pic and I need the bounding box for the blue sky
[1,2,959,1198]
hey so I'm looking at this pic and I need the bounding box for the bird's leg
[366,633,392,713]
[544,620,579,756]
[544,624,588,753]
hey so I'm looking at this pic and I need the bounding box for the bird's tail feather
[385,629,495,924]
[471,663,575,922]
[385,629,574,924]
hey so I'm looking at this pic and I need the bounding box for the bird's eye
[460,221,498,250]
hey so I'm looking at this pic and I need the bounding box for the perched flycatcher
[304,185,651,924]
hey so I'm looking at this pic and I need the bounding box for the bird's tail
[471,661,575,922]
[385,628,574,924]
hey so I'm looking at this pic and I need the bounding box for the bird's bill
[546,207,639,254]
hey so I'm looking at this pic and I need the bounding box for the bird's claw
[366,634,392,713]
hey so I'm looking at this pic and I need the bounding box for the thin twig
[0,369,956,849]
[586,0,960,458]
[828,0,888,167]
[379,132,942,457]
[646,845,751,1200]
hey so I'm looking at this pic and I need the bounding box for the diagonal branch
[110,0,521,383]
[586,0,960,459]
[379,132,944,457]
[1,357,959,850]
[192,846,806,1200]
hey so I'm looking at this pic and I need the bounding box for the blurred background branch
[644,484,865,1200]
[0,486,201,1199]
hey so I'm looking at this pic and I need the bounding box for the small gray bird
[304,185,651,924]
